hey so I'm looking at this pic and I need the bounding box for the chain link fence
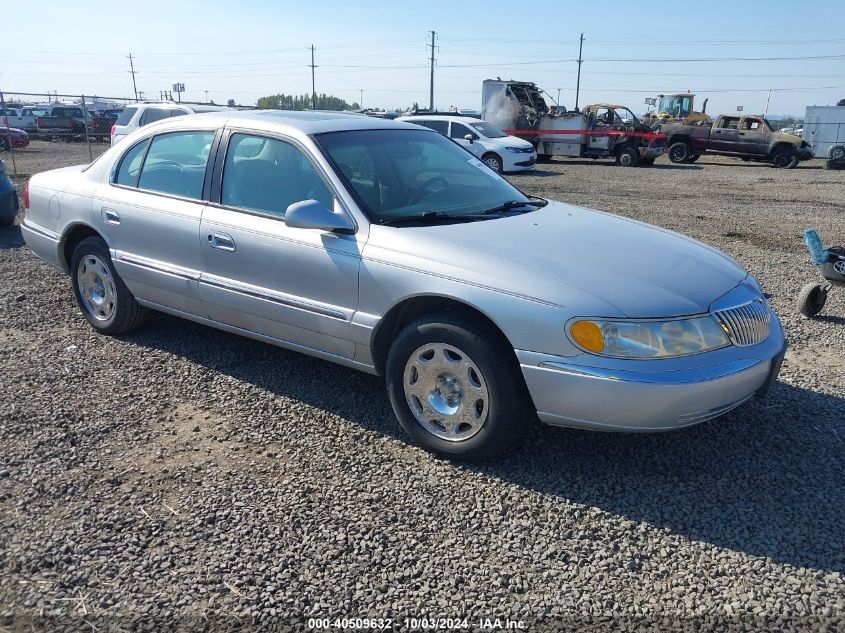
[0,90,255,176]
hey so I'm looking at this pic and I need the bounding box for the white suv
[111,103,231,146]
[396,115,536,172]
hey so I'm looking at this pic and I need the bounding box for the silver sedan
[21,111,787,460]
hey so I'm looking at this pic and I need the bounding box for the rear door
[93,128,218,315]
[198,130,361,359]
[710,116,741,153]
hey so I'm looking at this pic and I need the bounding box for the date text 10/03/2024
[307,617,527,630]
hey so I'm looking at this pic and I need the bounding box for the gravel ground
[1,142,844,632]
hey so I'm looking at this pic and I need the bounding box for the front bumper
[519,311,786,432]
[797,146,814,161]
[504,152,537,171]
[640,145,667,160]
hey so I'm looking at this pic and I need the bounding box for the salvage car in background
[0,126,29,151]
[662,114,813,167]
[398,114,536,172]
[21,111,786,460]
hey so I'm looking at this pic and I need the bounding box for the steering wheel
[409,176,449,205]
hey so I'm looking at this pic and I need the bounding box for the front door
[198,131,361,359]
[448,121,482,157]
[92,129,217,316]
[736,117,770,156]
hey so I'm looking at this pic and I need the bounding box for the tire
[537,153,553,163]
[385,311,530,461]
[668,141,691,164]
[70,236,149,335]
[771,146,798,169]
[481,152,503,173]
[638,157,655,166]
[797,283,827,318]
[686,154,701,163]
[615,145,639,167]
[824,159,845,171]
[0,137,8,152]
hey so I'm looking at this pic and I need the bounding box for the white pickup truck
[3,105,53,135]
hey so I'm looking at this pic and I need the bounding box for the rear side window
[418,120,448,134]
[115,138,150,187]
[139,108,171,126]
[137,131,215,199]
[115,107,137,126]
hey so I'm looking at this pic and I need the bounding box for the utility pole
[556,88,561,105]
[427,30,437,111]
[575,33,584,110]
[204,90,209,103]
[359,88,363,110]
[127,52,139,102]
[309,45,317,110]
[764,89,772,117]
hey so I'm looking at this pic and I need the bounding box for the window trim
[109,128,221,205]
[207,127,356,231]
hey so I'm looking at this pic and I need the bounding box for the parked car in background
[21,111,786,460]
[0,127,29,151]
[662,114,813,167]
[36,105,91,140]
[90,109,123,142]
[397,114,537,172]
[111,103,231,145]
[7,105,52,135]
[0,107,21,119]
[0,159,19,227]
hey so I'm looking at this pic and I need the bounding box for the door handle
[208,232,236,252]
[738,132,746,136]
[714,130,722,134]
[101,207,120,225]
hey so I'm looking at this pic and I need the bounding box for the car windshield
[469,121,507,138]
[315,129,530,222]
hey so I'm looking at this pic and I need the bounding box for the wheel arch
[768,141,796,157]
[370,294,516,376]
[60,223,105,272]
[667,134,692,147]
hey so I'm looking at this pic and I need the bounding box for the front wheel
[615,146,639,167]
[797,283,827,318]
[481,152,504,173]
[70,236,149,334]
[771,146,798,169]
[385,312,530,461]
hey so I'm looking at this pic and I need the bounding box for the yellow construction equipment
[645,92,711,127]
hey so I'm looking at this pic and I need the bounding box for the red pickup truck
[36,105,90,140]
[661,114,813,168]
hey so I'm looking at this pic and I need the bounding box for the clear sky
[2,0,844,117]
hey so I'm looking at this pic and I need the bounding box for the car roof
[398,115,483,124]
[149,109,423,135]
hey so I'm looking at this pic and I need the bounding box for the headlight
[569,316,730,359]
[505,146,524,153]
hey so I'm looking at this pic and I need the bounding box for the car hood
[364,201,747,318]
[485,135,535,150]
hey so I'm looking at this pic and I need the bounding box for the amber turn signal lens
[570,320,604,353]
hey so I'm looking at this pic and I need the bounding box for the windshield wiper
[482,198,548,215]
[377,211,477,226]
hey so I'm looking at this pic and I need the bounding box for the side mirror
[285,199,355,234]
[464,134,475,144]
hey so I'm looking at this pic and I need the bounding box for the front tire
[798,283,827,318]
[481,152,504,173]
[385,312,530,461]
[615,145,639,167]
[771,146,798,169]
[70,236,149,335]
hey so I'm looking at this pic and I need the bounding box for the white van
[396,115,536,173]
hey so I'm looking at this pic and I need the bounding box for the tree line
[256,93,358,111]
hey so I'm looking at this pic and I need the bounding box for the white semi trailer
[803,105,845,170]
[481,79,667,167]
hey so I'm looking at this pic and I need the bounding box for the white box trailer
[802,105,845,169]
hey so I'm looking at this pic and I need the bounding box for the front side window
[470,121,506,138]
[449,122,477,140]
[115,138,150,187]
[221,133,332,218]
[136,131,215,199]
[742,118,763,131]
[315,128,529,222]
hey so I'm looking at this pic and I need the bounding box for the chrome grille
[713,300,771,347]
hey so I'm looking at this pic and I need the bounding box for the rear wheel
[668,141,691,164]
[0,137,8,151]
[481,152,503,173]
[70,236,149,335]
[385,312,530,461]
[797,283,827,318]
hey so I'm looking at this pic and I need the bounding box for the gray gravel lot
[1,141,844,631]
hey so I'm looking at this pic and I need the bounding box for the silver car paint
[21,111,786,432]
